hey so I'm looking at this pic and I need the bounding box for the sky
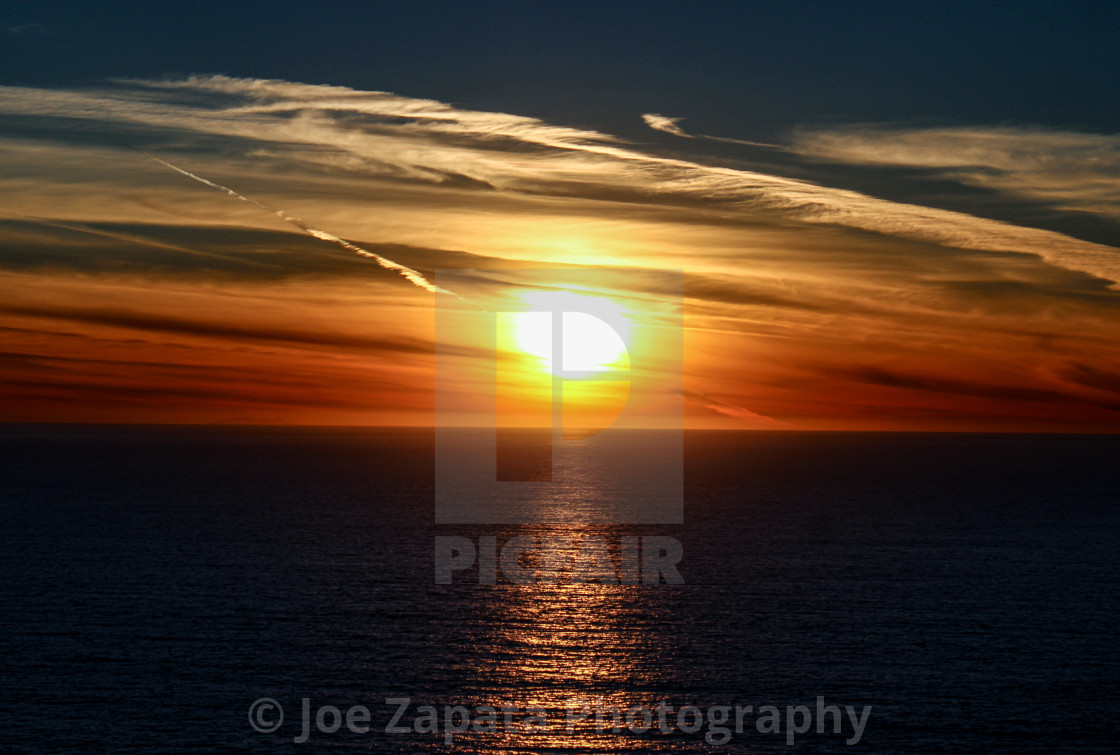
[2,1,1119,431]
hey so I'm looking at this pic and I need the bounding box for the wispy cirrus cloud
[2,76,1118,287]
[642,113,692,138]
[794,125,1120,219]
[136,151,457,296]
[642,112,780,148]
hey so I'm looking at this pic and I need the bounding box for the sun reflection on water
[445,526,687,752]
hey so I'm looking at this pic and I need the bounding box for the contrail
[138,151,459,297]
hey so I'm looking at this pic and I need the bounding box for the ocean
[2,426,1117,753]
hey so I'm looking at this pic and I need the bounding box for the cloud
[0,300,444,354]
[5,22,47,35]
[681,389,789,426]
[642,113,691,138]
[1,76,1117,287]
[0,217,519,286]
[1061,362,1120,397]
[3,76,1120,428]
[137,151,458,296]
[828,364,1120,414]
[641,112,781,149]
[794,125,1120,219]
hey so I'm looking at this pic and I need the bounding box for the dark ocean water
[1,427,1117,753]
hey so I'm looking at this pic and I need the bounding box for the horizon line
[1,421,1118,436]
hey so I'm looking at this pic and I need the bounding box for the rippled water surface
[2,427,1117,752]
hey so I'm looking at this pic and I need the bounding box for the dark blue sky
[3,1,1119,140]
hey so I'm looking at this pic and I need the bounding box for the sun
[494,288,635,434]
[508,290,631,373]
